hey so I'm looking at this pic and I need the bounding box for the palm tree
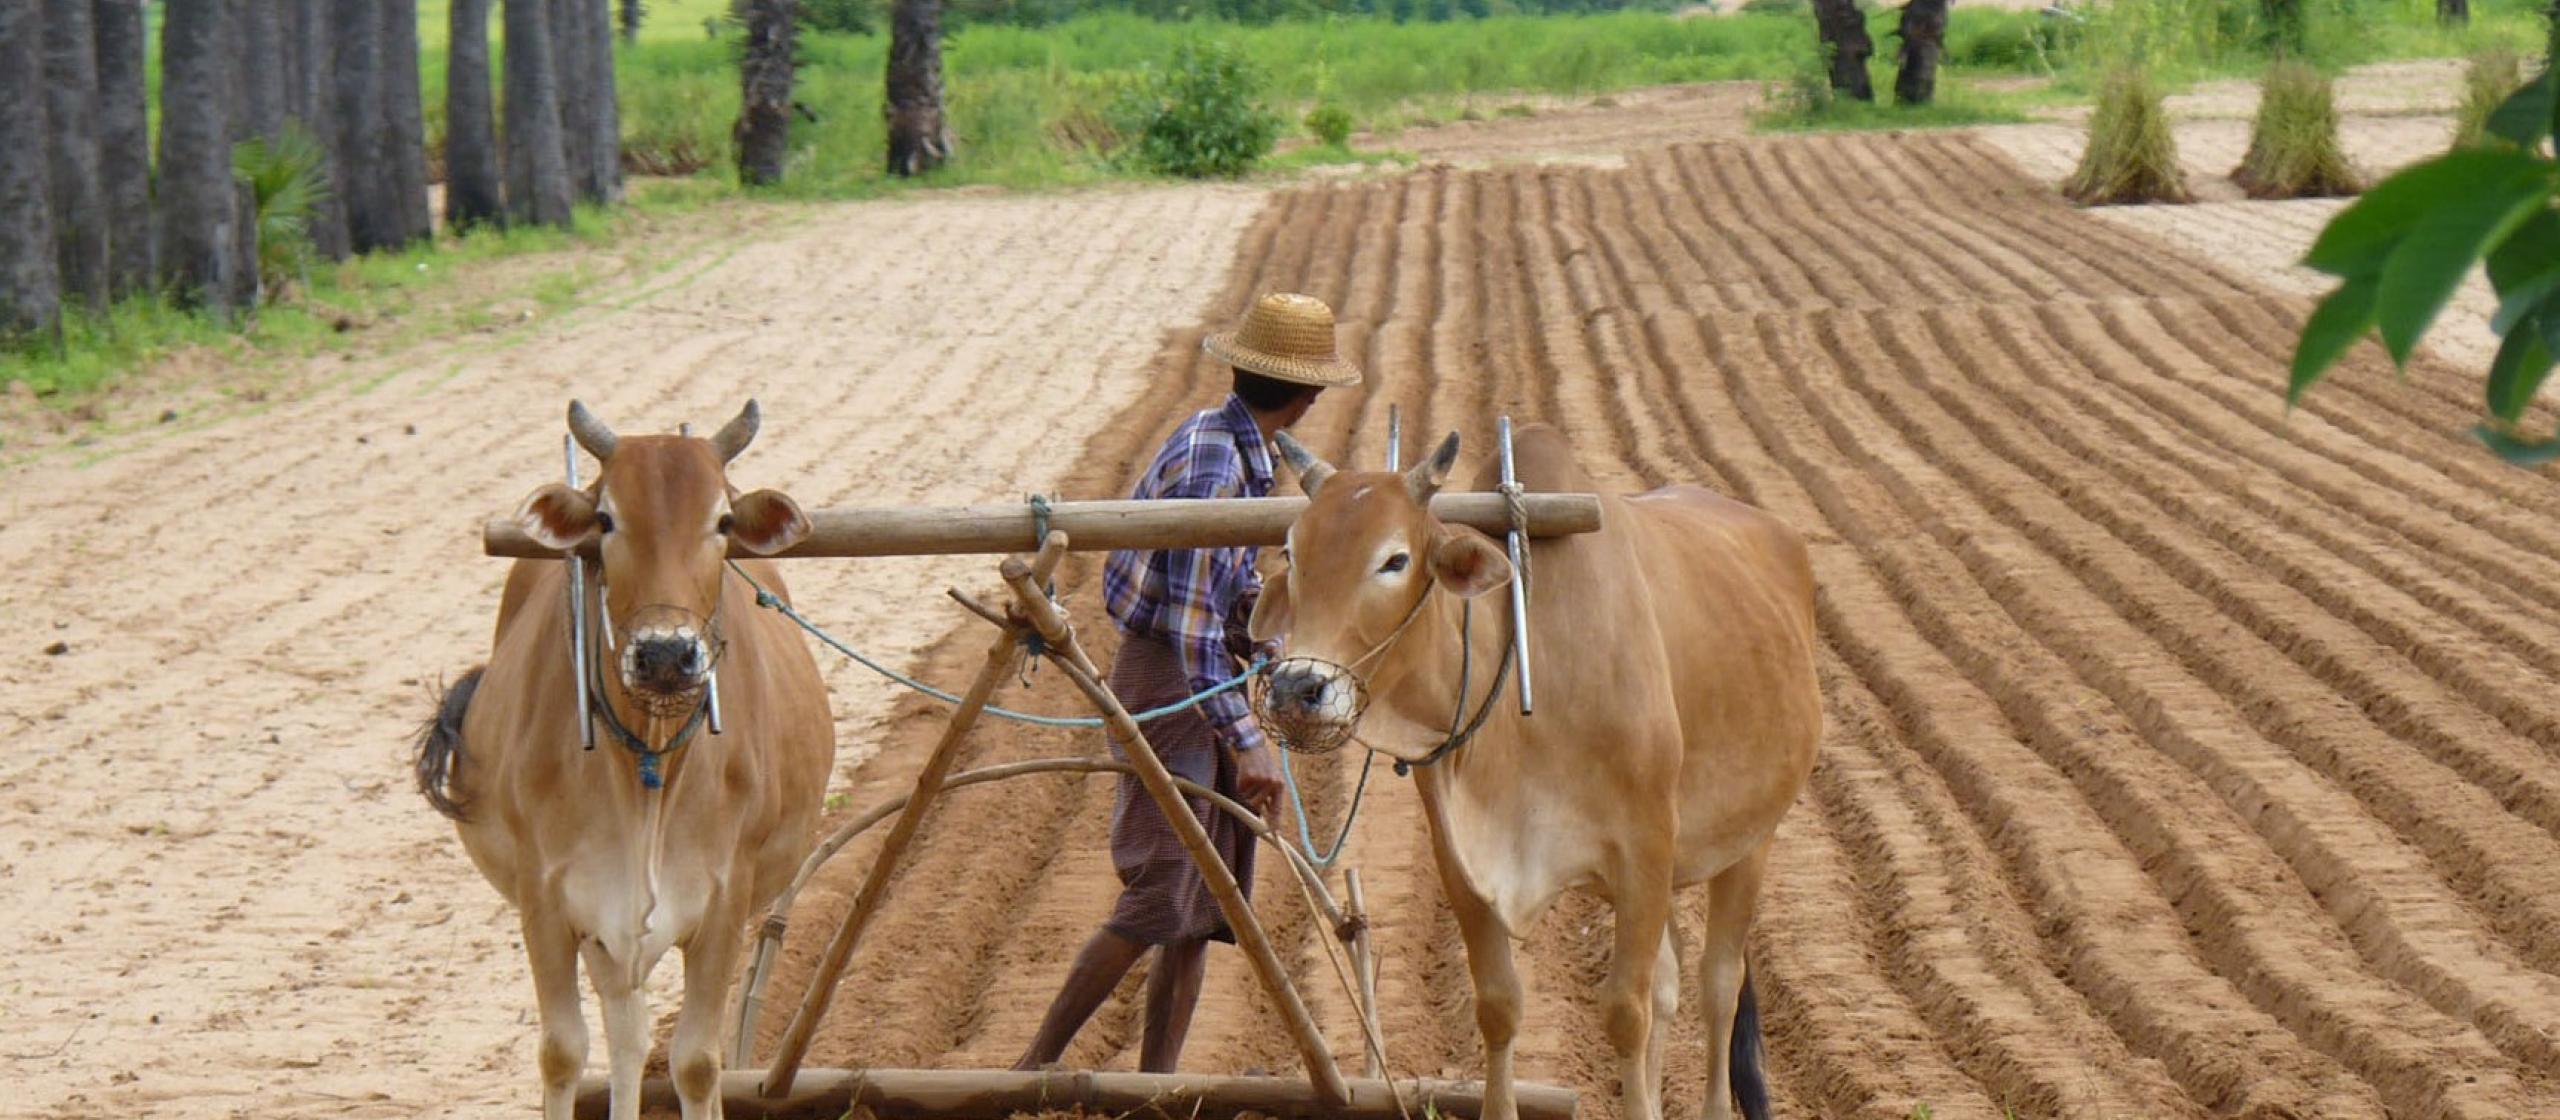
[158,0,251,317]
[380,0,434,244]
[446,0,507,229]
[0,3,62,341]
[736,0,796,185]
[505,0,576,225]
[1895,0,1949,106]
[42,0,108,310]
[1812,0,1873,102]
[885,0,951,176]
[94,0,155,294]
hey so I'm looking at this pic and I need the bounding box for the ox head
[512,400,811,701]
[1248,430,1514,760]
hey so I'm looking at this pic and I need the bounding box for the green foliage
[232,125,334,301]
[800,0,880,34]
[1111,37,1284,178]
[2064,65,2192,205]
[1306,101,1355,145]
[2290,68,2560,463]
[2454,45,2528,149]
[2233,60,2360,198]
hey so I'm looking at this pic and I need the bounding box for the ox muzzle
[1252,657,1370,756]
[615,603,718,710]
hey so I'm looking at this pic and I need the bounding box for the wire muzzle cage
[1250,657,1371,756]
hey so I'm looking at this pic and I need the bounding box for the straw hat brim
[1203,331,1364,388]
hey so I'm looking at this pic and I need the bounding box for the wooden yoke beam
[484,492,1603,559]
[996,560,1352,1110]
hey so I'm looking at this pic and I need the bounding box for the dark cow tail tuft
[414,666,485,821]
[1731,953,1772,1120]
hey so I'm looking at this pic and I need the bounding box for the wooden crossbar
[482,492,1603,559]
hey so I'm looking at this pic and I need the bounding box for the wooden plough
[492,416,1597,1120]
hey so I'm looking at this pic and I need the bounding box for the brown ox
[1250,424,1819,1120]
[413,401,834,1120]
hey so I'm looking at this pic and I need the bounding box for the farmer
[1013,292,1361,1074]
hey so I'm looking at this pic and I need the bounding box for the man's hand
[1232,743,1286,819]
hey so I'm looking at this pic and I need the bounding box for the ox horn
[1406,431,1460,503]
[567,400,618,461]
[710,399,761,464]
[1272,430,1334,497]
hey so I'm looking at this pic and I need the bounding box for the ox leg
[525,917,590,1120]
[670,901,749,1119]
[1605,865,1674,1120]
[1698,843,1771,1120]
[1450,894,1523,1120]
[582,941,652,1120]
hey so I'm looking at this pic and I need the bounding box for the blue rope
[727,561,1264,729]
[1279,746,1374,870]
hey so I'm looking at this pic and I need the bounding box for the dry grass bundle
[2064,66,2192,206]
[2451,46,2526,149]
[2233,60,2362,198]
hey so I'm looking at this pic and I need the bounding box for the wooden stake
[1346,868,1385,1081]
[759,534,1071,1097]
[485,492,1604,560]
[579,1069,1579,1120]
[998,562,1351,1110]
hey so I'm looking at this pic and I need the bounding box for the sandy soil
[0,181,1268,1119]
[751,128,2560,1120]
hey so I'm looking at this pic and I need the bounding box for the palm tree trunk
[1894,0,1949,107]
[42,0,108,311]
[735,0,795,186]
[884,0,950,176]
[332,0,401,252]
[285,0,349,259]
[621,0,643,42]
[93,0,154,296]
[446,0,506,229]
[157,0,247,318]
[379,0,434,244]
[1811,0,1873,102]
[585,0,623,203]
[0,3,62,342]
[2437,0,2469,26]
[550,0,595,203]
[505,0,576,225]
[239,0,288,142]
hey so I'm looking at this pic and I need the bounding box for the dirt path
[0,182,1268,1119]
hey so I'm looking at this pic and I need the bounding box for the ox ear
[728,489,812,556]
[1248,566,1294,643]
[1430,528,1513,599]
[517,484,600,551]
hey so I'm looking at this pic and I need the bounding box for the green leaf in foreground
[2302,149,2551,278]
[2475,422,2560,464]
[2484,313,2559,421]
[2375,169,2558,366]
[2291,275,2381,406]
[2485,70,2555,147]
[2490,263,2560,335]
[2488,208,2560,291]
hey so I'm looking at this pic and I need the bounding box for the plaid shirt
[1102,394,1279,754]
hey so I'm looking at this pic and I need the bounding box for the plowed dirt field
[9,120,2559,1120]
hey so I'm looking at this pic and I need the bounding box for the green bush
[2064,65,2191,205]
[1305,101,1354,145]
[1111,37,1283,178]
[2233,59,2360,198]
[2452,46,2527,149]
[800,0,877,34]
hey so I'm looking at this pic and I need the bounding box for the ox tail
[413,666,485,822]
[1730,951,1772,1120]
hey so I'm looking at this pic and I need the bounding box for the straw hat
[1203,292,1363,388]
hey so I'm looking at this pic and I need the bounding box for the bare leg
[672,900,748,1119]
[1699,844,1770,1120]
[1012,927,1148,1070]
[1139,937,1210,1072]
[526,916,589,1120]
[583,941,652,1120]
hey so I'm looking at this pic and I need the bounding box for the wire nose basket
[1252,657,1370,756]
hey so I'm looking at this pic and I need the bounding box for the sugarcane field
[6,1,2560,1118]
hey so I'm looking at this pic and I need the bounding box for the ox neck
[1373,580,1518,776]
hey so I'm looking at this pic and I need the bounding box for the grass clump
[2232,59,2359,198]
[2064,65,2191,205]
[2451,45,2527,149]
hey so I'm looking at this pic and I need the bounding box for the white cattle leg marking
[1650,924,1680,1099]
[584,938,652,1120]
